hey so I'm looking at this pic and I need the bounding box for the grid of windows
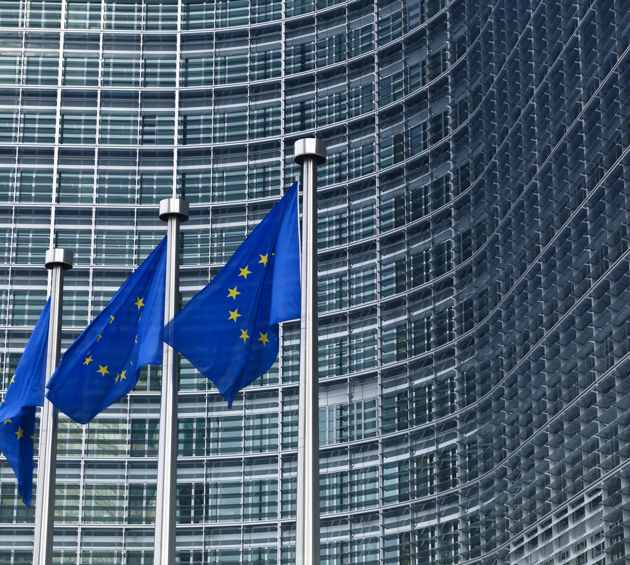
[0,0,629,564]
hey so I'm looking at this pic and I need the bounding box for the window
[102,57,141,87]
[129,484,157,524]
[100,114,139,145]
[378,12,403,45]
[350,466,378,509]
[83,483,125,524]
[319,272,348,313]
[95,231,134,266]
[130,419,159,457]
[317,34,346,67]
[349,25,372,57]
[350,330,377,372]
[57,171,94,204]
[60,113,97,144]
[63,56,99,86]
[24,55,58,85]
[318,210,348,249]
[21,112,56,143]
[17,170,52,203]
[11,290,47,325]
[350,266,376,305]
[87,419,126,457]
[244,413,278,453]
[14,229,49,265]
[66,1,101,29]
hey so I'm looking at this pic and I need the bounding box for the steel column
[294,138,326,565]
[33,248,73,565]
[154,198,189,565]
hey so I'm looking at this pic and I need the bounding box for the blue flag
[46,238,167,424]
[0,299,50,507]
[163,182,301,406]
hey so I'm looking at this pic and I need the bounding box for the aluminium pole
[33,248,73,565]
[294,138,326,565]
[154,198,189,565]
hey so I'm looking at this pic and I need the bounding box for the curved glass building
[0,0,630,563]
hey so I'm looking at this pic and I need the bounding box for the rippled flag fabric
[163,181,301,407]
[0,299,50,507]
[46,238,167,424]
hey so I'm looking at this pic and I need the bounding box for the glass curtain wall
[0,0,629,564]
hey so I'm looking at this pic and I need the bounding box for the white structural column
[294,138,326,565]
[153,198,189,565]
[33,248,73,565]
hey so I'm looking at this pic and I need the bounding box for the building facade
[0,0,629,563]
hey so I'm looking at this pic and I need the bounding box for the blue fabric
[163,182,301,406]
[0,299,50,507]
[46,238,167,424]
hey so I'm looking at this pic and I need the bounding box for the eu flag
[163,182,301,406]
[0,299,50,507]
[46,238,167,424]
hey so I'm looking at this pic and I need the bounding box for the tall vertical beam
[33,248,73,565]
[154,198,189,565]
[294,138,326,565]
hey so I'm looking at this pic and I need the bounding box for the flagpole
[154,198,189,565]
[294,138,326,565]
[33,248,73,565]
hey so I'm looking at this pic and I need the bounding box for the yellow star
[4,419,12,425]
[135,335,138,344]
[238,266,251,279]
[84,356,93,366]
[115,373,120,383]
[134,297,145,310]
[1,397,4,403]
[228,309,241,322]
[97,365,109,376]
[259,254,269,266]
[239,329,250,342]
[138,313,142,324]
[120,370,126,381]
[97,334,102,342]
[227,287,241,300]
[15,427,24,440]
[110,315,115,324]
[30,435,34,440]
[258,332,270,345]
[10,375,15,384]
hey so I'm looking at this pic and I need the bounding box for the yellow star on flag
[238,266,251,279]
[120,370,126,381]
[134,297,145,310]
[97,334,102,342]
[10,376,15,384]
[228,309,241,322]
[97,365,109,376]
[84,355,93,366]
[115,373,120,383]
[258,332,270,345]
[110,315,115,324]
[227,287,240,299]
[239,329,250,342]
[259,254,269,266]
[4,419,12,425]
[15,427,24,440]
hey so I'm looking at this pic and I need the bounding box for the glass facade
[0,0,629,563]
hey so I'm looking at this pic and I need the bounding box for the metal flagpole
[154,198,189,565]
[33,248,73,565]
[294,138,326,565]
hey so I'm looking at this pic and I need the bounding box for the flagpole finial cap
[159,198,189,223]
[45,248,73,270]
[294,138,326,165]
